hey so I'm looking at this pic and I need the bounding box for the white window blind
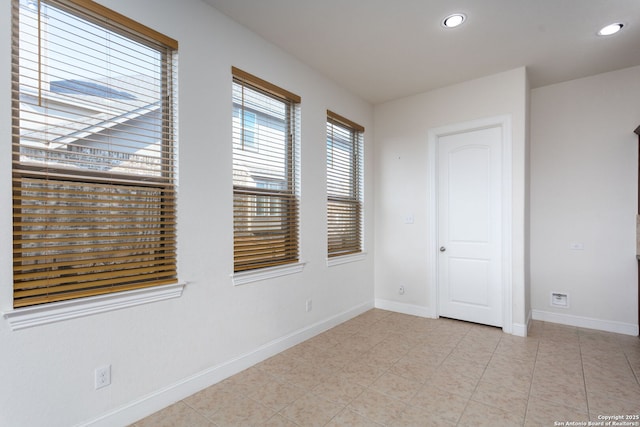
[232,67,300,272]
[327,110,364,257]
[11,0,178,308]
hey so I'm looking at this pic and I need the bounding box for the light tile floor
[131,309,640,426]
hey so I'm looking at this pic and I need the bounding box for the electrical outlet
[95,365,111,389]
[305,299,312,312]
[399,285,405,295]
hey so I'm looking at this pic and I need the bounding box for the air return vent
[551,292,569,308]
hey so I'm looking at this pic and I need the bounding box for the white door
[437,125,503,327]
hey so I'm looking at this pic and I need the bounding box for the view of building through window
[17,0,166,176]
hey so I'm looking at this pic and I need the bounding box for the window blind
[232,67,300,272]
[327,110,364,257]
[11,0,178,307]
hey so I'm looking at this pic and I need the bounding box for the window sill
[327,252,367,267]
[232,262,306,286]
[3,282,185,331]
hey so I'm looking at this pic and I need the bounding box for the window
[232,67,301,272]
[11,0,178,308]
[327,111,364,258]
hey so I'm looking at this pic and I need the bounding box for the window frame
[326,110,364,260]
[231,67,302,279]
[8,0,181,315]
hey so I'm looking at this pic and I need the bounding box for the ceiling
[203,0,640,104]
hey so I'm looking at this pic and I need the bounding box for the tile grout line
[578,328,592,420]
[452,324,490,427]
[523,333,541,427]
[619,336,640,388]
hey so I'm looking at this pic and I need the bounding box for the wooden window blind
[232,67,300,272]
[327,110,364,257]
[11,0,178,308]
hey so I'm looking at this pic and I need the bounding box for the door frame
[427,115,513,334]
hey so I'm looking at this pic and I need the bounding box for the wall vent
[551,292,569,308]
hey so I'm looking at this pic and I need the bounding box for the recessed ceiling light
[442,13,466,29]
[597,23,623,36]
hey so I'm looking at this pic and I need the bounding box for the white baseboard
[512,322,528,337]
[374,299,435,319]
[532,309,639,336]
[510,309,532,337]
[79,300,374,427]
[375,299,534,337]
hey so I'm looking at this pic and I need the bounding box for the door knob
[440,246,446,252]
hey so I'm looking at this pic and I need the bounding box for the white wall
[530,66,640,335]
[373,68,529,334]
[0,0,374,426]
